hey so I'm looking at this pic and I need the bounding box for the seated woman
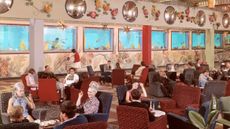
[133,61,146,80]
[7,82,35,122]
[126,82,147,103]
[199,69,213,88]
[25,68,38,91]
[76,81,100,114]
[8,105,29,123]
[63,67,79,87]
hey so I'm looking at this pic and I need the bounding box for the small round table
[150,109,166,117]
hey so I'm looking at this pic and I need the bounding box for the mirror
[122,1,138,22]
[196,10,206,27]
[0,0,13,14]
[65,0,87,19]
[164,6,176,25]
[222,14,229,28]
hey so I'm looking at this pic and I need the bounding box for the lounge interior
[0,0,230,129]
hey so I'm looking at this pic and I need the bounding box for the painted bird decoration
[87,11,99,19]
[110,8,118,20]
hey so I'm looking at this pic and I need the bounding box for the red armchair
[21,74,38,99]
[64,121,108,129]
[139,67,149,84]
[112,69,125,87]
[226,80,230,96]
[117,105,168,129]
[38,79,60,103]
[159,83,201,115]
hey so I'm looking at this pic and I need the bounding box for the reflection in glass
[192,32,205,49]
[122,1,138,22]
[171,31,189,50]
[65,0,87,19]
[44,27,76,51]
[0,25,29,52]
[214,33,222,48]
[152,31,167,50]
[84,28,113,51]
[164,6,176,25]
[119,29,142,51]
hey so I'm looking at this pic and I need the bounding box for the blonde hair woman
[7,82,35,122]
[76,81,100,114]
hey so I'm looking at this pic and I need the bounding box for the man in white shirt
[63,68,79,87]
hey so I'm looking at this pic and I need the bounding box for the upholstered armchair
[111,69,125,87]
[21,74,38,99]
[117,105,168,129]
[83,91,113,122]
[201,80,227,103]
[0,92,47,124]
[0,122,39,129]
[116,85,128,105]
[167,101,217,129]
[64,121,108,129]
[225,80,230,96]
[147,71,165,97]
[159,83,201,115]
[220,96,230,129]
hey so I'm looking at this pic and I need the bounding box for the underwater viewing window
[171,31,189,50]
[192,31,205,49]
[152,30,168,50]
[83,27,113,52]
[214,32,223,49]
[118,29,142,51]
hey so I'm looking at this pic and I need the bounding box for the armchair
[64,121,108,129]
[83,91,113,122]
[226,80,230,96]
[220,96,230,129]
[0,92,47,124]
[117,105,167,129]
[116,85,128,105]
[21,74,38,99]
[111,69,125,87]
[167,101,216,129]
[147,71,165,97]
[159,83,201,115]
[0,122,39,129]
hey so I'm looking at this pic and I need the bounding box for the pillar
[142,25,152,65]
[205,29,215,69]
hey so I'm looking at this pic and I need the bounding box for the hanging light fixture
[208,0,215,8]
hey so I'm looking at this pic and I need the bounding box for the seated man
[54,101,88,129]
[125,89,155,122]
[133,61,146,80]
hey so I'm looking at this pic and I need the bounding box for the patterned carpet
[0,78,223,129]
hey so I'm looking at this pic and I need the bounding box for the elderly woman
[7,82,35,122]
[76,81,100,114]
[125,82,147,103]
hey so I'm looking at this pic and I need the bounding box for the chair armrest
[148,115,167,129]
[83,113,109,122]
[188,104,200,109]
[160,99,176,111]
[1,113,10,124]
[32,108,48,120]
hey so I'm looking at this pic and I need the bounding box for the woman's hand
[79,91,83,98]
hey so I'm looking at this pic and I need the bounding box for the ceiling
[142,0,230,12]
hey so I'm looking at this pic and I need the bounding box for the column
[205,29,215,69]
[29,19,44,72]
[142,25,152,65]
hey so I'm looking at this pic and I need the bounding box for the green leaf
[188,111,206,129]
[217,118,230,127]
[207,110,219,128]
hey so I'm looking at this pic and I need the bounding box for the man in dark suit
[54,101,88,129]
[125,89,155,121]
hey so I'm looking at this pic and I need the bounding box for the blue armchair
[116,85,128,105]
[83,91,113,122]
[167,101,217,129]
[0,122,39,129]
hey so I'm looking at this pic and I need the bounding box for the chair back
[0,122,39,129]
[87,65,95,77]
[38,79,60,102]
[20,74,30,92]
[70,87,80,104]
[202,80,227,103]
[112,69,125,86]
[116,85,128,105]
[96,92,113,114]
[172,83,201,109]
[226,80,230,96]
[184,69,195,85]
[220,96,230,112]
[131,64,140,75]
[0,92,12,113]
[139,67,149,84]
[117,105,149,129]
[64,121,108,129]
[99,64,106,73]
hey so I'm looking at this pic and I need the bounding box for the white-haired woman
[7,82,35,122]
[76,81,100,114]
[126,82,147,103]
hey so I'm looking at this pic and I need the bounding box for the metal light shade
[164,6,176,25]
[65,0,87,19]
[122,1,138,22]
[196,10,206,27]
[222,14,229,28]
[0,0,13,14]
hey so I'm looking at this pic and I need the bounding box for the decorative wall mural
[0,25,29,52]
[222,14,229,28]
[192,31,205,49]
[118,29,142,51]
[164,6,176,25]
[122,1,138,22]
[151,5,160,21]
[83,27,113,51]
[151,30,167,50]
[65,0,87,19]
[0,0,13,14]
[87,11,99,19]
[223,33,230,45]
[196,10,206,27]
[214,32,222,49]
[171,31,189,50]
[44,27,76,51]
[25,0,52,17]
